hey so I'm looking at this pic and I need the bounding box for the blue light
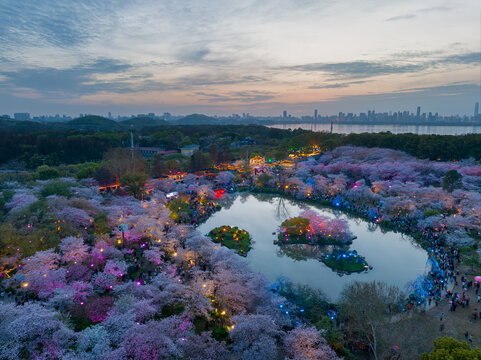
[285,311,289,315]
[300,309,304,313]
[279,304,283,309]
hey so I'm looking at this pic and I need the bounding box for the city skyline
[0,0,480,116]
[4,101,480,123]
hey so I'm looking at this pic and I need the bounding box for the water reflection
[199,193,428,301]
[268,123,481,135]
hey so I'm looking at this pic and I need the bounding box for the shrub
[35,165,60,180]
[41,181,72,198]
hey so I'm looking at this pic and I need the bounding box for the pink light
[136,281,141,286]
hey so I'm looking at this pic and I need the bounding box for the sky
[0,0,480,117]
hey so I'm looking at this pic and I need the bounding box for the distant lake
[198,193,428,301]
[268,123,481,135]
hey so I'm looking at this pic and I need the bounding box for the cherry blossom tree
[283,326,340,360]
[229,314,282,360]
[85,296,115,323]
[0,303,76,359]
[216,171,235,185]
[59,236,90,263]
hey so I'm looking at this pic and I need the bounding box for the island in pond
[276,210,369,273]
[277,210,356,246]
[208,225,251,256]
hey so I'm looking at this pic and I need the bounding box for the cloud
[437,52,480,66]
[0,1,112,49]
[309,80,368,89]
[285,52,481,80]
[0,59,139,98]
[286,61,426,79]
[196,90,276,103]
[385,14,417,21]
[177,48,212,63]
[417,6,451,13]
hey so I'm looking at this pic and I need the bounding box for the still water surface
[198,193,428,301]
[268,123,481,135]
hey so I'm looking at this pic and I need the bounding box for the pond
[198,193,429,301]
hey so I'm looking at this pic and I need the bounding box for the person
[469,335,473,346]
[440,312,444,321]
[465,332,469,341]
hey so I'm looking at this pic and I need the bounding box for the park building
[249,156,265,168]
[180,144,200,157]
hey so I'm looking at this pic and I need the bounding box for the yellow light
[117,239,122,244]
[173,252,177,257]
[202,284,206,288]
[21,282,29,288]
[221,310,226,315]
[100,248,104,252]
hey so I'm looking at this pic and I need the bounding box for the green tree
[420,337,481,360]
[256,173,272,187]
[191,151,212,172]
[462,251,479,272]
[76,162,100,179]
[120,172,148,199]
[442,170,463,192]
[35,165,60,180]
[94,166,116,185]
[41,181,72,198]
[151,156,169,177]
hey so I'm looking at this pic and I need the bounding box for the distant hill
[174,114,218,125]
[119,116,169,130]
[0,118,48,131]
[64,115,121,131]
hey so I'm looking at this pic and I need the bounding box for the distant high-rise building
[314,109,318,119]
[338,112,343,121]
[416,106,421,118]
[283,110,287,118]
[14,113,30,121]
[475,102,479,118]
[108,112,112,119]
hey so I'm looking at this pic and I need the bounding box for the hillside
[174,113,218,125]
[0,118,48,131]
[119,116,169,130]
[64,115,121,131]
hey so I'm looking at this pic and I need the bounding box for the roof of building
[181,144,200,150]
